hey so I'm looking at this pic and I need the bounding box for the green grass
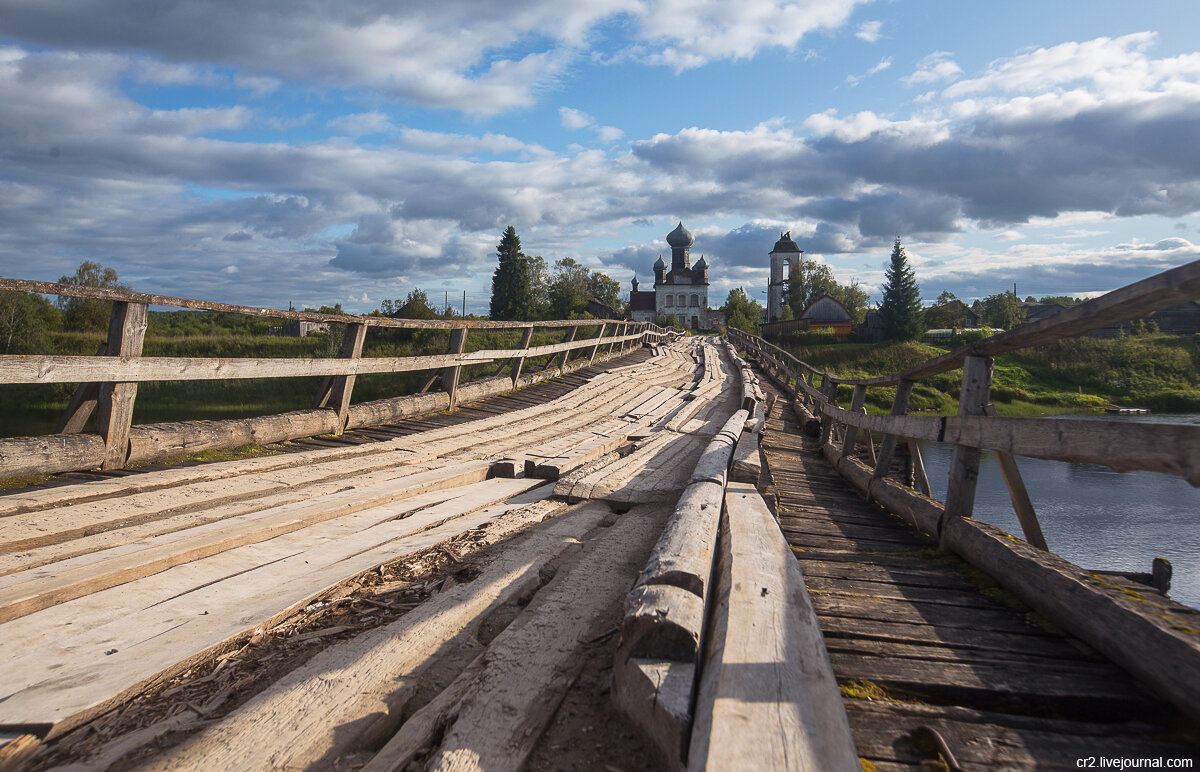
[778,334,1200,416]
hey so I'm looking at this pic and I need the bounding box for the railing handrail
[741,258,1200,387]
[0,276,665,332]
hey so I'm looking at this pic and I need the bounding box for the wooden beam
[941,355,992,543]
[984,404,1048,551]
[313,322,367,434]
[94,301,148,470]
[688,484,858,771]
[557,324,577,369]
[587,322,606,365]
[442,327,469,411]
[871,378,915,481]
[55,343,106,434]
[840,384,867,457]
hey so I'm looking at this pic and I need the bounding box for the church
[628,222,716,330]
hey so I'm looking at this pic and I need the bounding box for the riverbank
[775,333,1200,417]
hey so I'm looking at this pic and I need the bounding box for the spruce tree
[489,226,534,320]
[878,237,925,341]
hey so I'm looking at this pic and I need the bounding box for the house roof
[630,291,656,311]
[800,294,852,323]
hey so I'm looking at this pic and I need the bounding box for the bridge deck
[758,379,1199,768]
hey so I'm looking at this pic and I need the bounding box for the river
[918,413,1200,610]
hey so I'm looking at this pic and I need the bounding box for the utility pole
[462,290,466,318]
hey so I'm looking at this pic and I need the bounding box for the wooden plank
[510,324,534,385]
[315,322,367,434]
[0,276,620,331]
[872,378,914,482]
[688,484,857,771]
[0,481,553,735]
[94,301,148,469]
[132,500,613,772]
[442,327,469,410]
[984,403,1047,550]
[0,460,493,622]
[384,501,673,772]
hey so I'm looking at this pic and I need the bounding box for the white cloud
[996,230,1024,242]
[855,20,882,43]
[558,106,624,142]
[902,51,963,86]
[846,56,892,86]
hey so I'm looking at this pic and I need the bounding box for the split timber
[755,378,1200,768]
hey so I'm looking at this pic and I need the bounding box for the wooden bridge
[0,266,1198,770]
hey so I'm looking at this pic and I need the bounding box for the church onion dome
[694,256,708,269]
[772,230,801,253]
[653,255,667,270]
[666,221,694,248]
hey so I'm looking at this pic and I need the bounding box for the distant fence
[0,277,677,478]
[727,257,1200,722]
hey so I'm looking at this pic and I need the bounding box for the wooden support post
[872,379,915,481]
[588,322,606,365]
[510,325,534,387]
[55,343,107,434]
[860,407,877,466]
[910,440,930,494]
[983,404,1048,550]
[941,355,992,541]
[93,301,148,470]
[840,384,867,457]
[818,376,837,446]
[441,327,469,411]
[557,325,577,369]
[313,323,367,435]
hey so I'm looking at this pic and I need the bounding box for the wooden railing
[727,257,1200,722]
[0,277,677,478]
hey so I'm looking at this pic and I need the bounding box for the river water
[918,413,1200,610]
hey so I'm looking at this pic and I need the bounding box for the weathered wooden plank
[942,355,991,533]
[132,500,607,772]
[0,276,623,331]
[0,481,553,735]
[404,502,672,772]
[688,483,857,771]
[0,460,493,622]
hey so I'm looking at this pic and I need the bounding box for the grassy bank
[776,334,1200,417]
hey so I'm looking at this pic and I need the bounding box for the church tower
[768,231,801,323]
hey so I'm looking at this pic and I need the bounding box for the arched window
[690,294,700,307]
[677,294,686,307]
[665,295,673,307]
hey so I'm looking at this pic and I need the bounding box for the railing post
[510,325,534,387]
[818,376,838,446]
[588,322,606,365]
[872,379,915,481]
[983,404,1048,550]
[840,384,867,457]
[941,355,992,542]
[442,327,469,411]
[558,325,578,370]
[94,301,148,470]
[313,322,367,435]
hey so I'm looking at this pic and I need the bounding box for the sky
[1,0,1198,315]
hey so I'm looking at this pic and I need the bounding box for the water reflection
[918,414,1200,610]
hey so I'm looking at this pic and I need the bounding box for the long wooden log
[0,334,646,385]
[0,434,106,479]
[688,484,858,771]
[0,277,620,331]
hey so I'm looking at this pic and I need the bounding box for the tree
[722,287,762,335]
[588,272,624,314]
[981,292,1023,329]
[58,260,128,331]
[547,257,591,319]
[394,289,437,320]
[0,291,59,354]
[878,238,924,341]
[489,226,537,321]
[925,290,969,329]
